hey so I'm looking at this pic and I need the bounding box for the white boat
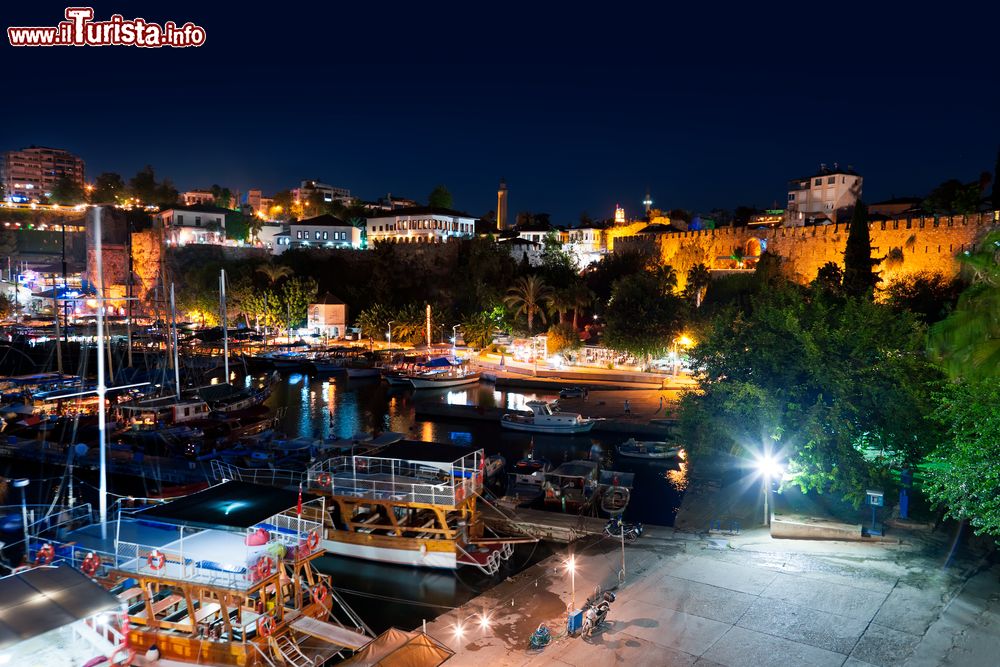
[501,400,596,434]
[407,370,481,389]
[616,438,681,459]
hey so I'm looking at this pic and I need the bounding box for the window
[315,231,321,240]
[814,179,822,186]
[323,231,328,240]
[788,194,795,201]
[195,216,202,226]
[177,214,184,224]
[827,177,835,184]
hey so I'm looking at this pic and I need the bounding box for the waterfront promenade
[425,523,1000,667]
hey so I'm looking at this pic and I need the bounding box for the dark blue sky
[3,2,998,222]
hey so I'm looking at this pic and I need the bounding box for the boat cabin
[117,396,210,428]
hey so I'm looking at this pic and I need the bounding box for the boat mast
[51,273,63,374]
[426,304,431,354]
[220,268,229,383]
[170,282,180,400]
[94,206,109,539]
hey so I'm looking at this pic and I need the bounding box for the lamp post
[452,324,460,358]
[387,320,394,351]
[755,455,783,527]
[565,556,576,611]
[13,478,29,547]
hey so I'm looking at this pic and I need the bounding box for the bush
[547,323,581,355]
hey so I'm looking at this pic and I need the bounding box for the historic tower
[643,188,653,215]
[497,178,508,231]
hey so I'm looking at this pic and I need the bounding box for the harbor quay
[425,524,1000,667]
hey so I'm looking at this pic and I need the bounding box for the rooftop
[292,213,353,227]
[137,480,316,531]
[158,204,233,215]
[368,206,476,220]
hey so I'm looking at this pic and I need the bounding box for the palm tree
[685,263,711,308]
[504,275,553,334]
[929,230,1000,380]
[256,263,293,286]
[549,288,575,325]
[569,281,594,330]
[653,264,679,293]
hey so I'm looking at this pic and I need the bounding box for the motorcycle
[581,591,616,638]
[604,517,643,542]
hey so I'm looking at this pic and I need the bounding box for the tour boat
[616,438,681,460]
[212,442,531,574]
[500,400,596,434]
[542,460,600,513]
[25,481,375,666]
[407,369,481,389]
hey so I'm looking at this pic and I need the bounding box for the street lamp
[564,555,576,611]
[452,324,460,358]
[13,478,29,547]
[386,320,394,351]
[754,454,784,527]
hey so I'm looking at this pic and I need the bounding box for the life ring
[455,485,465,503]
[258,614,275,637]
[306,530,320,551]
[81,551,101,577]
[317,472,332,487]
[256,555,274,579]
[35,543,55,565]
[107,643,135,666]
[312,584,329,605]
[147,550,166,570]
[356,459,368,472]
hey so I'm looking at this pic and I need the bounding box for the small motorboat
[558,386,586,399]
[501,400,596,434]
[616,438,680,460]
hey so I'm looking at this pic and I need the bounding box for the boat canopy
[420,357,454,368]
[548,460,599,479]
[339,627,454,667]
[0,565,121,651]
[137,480,319,532]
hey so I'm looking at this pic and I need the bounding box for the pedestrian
[624,399,631,415]
[500,354,505,369]
[659,395,664,411]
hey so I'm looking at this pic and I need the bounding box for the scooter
[581,591,616,638]
[604,517,643,542]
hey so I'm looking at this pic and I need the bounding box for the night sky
[3,2,999,222]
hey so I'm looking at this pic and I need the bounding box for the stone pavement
[426,526,998,667]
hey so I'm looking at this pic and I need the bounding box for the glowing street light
[387,320,394,350]
[564,555,577,611]
[754,453,784,527]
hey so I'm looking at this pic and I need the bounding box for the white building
[155,205,228,246]
[786,164,862,225]
[288,214,361,249]
[366,207,477,244]
[564,225,606,267]
[256,223,290,255]
[292,180,352,206]
[181,190,215,206]
[307,292,348,338]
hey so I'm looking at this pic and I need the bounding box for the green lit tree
[504,275,553,335]
[428,185,453,209]
[49,174,85,205]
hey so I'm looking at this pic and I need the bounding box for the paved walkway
[426,526,997,667]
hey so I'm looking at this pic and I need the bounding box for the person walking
[624,399,631,415]
[659,395,664,411]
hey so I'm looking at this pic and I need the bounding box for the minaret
[642,188,653,215]
[614,204,626,225]
[496,178,508,231]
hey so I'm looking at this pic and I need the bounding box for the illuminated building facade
[1,146,85,203]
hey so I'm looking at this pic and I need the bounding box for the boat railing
[307,455,483,506]
[211,459,305,487]
[114,535,261,590]
[25,502,95,538]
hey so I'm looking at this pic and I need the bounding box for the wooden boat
[542,460,600,513]
[213,442,532,574]
[501,400,596,434]
[407,369,480,389]
[616,438,681,459]
[27,481,374,666]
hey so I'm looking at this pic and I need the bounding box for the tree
[603,271,686,359]
[49,175,85,205]
[256,263,293,286]
[922,178,984,214]
[462,311,498,348]
[549,288,574,324]
[91,172,126,204]
[679,286,943,502]
[842,202,879,298]
[428,185,453,209]
[928,230,1000,380]
[154,178,179,206]
[923,378,1000,536]
[884,272,962,324]
[355,304,394,341]
[504,275,553,334]
[128,166,158,204]
[211,184,233,209]
[547,322,581,355]
[272,190,294,220]
[684,263,711,308]
[569,281,594,329]
[814,261,844,293]
[280,276,318,329]
[224,211,252,242]
[0,293,12,320]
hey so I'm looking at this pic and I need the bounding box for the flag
[297,483,303,516]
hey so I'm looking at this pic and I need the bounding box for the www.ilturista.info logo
[8,7,206,47]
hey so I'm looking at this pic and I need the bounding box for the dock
[480,501,607,543]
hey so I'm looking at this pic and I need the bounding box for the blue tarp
[420,357,453,368]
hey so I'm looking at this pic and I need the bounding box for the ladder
[268,634,314,666]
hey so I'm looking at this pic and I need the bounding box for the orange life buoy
[306,530,320,551]
[455,485,465,503]
[258,614,275,637]
[312,584,329,605]
[81,551,101,577]
[357,459,368,472]
[317,472,332,487]
[256,555,274,579]
[147,550,166,570]
[35,543,55,565]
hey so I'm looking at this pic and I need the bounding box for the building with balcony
[366,207,477,244]
[288,214,361,249]
[181,190,215,206]
[786,164,862,225]
[155,204,228,246]
[1,146,85,203]
[292,180,352,207]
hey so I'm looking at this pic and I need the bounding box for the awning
[419,357,453,368]
[338,628,454,667]
[136,481,318,532]
[0,565,122,651]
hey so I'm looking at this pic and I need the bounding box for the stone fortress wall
[617,212,999,288]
